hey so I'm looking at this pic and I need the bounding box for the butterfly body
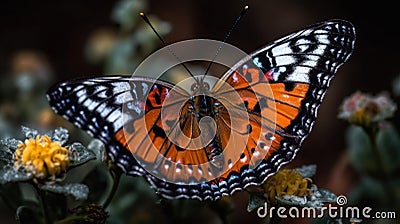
[189,82,214,118]
[189,93,224,164]
[47,20,356,200]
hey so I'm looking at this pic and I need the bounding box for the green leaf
[44,190,68,220]
[247,193,267,212]
[346,125,378,174]
[40,183,89,201]
[350,218,363,223]
[0,167,32,184]
[315,188,338,203]
[275,185,338,209]
[82,166,108,202]
[275,195,308,207]
[106,37,137,74]
[0,183,24,211]
[392,74,400,96]
[389,177,400,202]
[208,197,234,217]
[111,0,147,31]
[1,138,21,151]
[0,145,13,166]
[87,139,106,161]
[326,218,344,224]
[348,176,387,205]
[15,205,41,224]
[376,124,400,175]
[68,143,96,168]
[296,164,317,178]
[304,188,337,209]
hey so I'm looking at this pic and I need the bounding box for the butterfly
[46,19,355,201]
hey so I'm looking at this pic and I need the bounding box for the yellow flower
[14,135,70,180]
[263,169,310,204]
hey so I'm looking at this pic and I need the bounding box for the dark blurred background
[0,0,399,223]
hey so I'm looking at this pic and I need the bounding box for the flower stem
[365,124,386,173]
[102,165,122,208]
[364,124,396,206]
[34,184,51,224]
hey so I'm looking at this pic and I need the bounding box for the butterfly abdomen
[190,94,215,117]
[188,93,225,169]
[207,137,224,170]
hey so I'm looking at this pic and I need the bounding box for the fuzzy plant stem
[34,185,51,224]
[364,124,396,206]
[102,165,122,209]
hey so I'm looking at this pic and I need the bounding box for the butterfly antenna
[201,5,249,81]
[140,12,196,79]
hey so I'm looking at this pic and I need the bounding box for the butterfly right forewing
[211,19,355,187]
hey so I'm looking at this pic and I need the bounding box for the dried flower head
[70,203,109,224]
[338,91,397,126]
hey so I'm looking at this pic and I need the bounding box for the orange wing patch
[211,68,310,181]
[271,83,309,129]
[115,108,218,182]
[114,84,224,182]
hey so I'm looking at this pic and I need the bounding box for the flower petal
[21,126,38,139]
[68,143,96,168]
[51,127,69,145]
[295,164,317,178]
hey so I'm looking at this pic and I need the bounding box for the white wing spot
[141,83,148,95]
[240,155,247,163]
[233,73,239,83]
[253,57,262,68]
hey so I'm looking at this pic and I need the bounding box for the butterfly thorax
[189,80,218,119]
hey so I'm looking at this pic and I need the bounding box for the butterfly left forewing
[46,76,167,175]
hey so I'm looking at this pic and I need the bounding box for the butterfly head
[191,78,210,94]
